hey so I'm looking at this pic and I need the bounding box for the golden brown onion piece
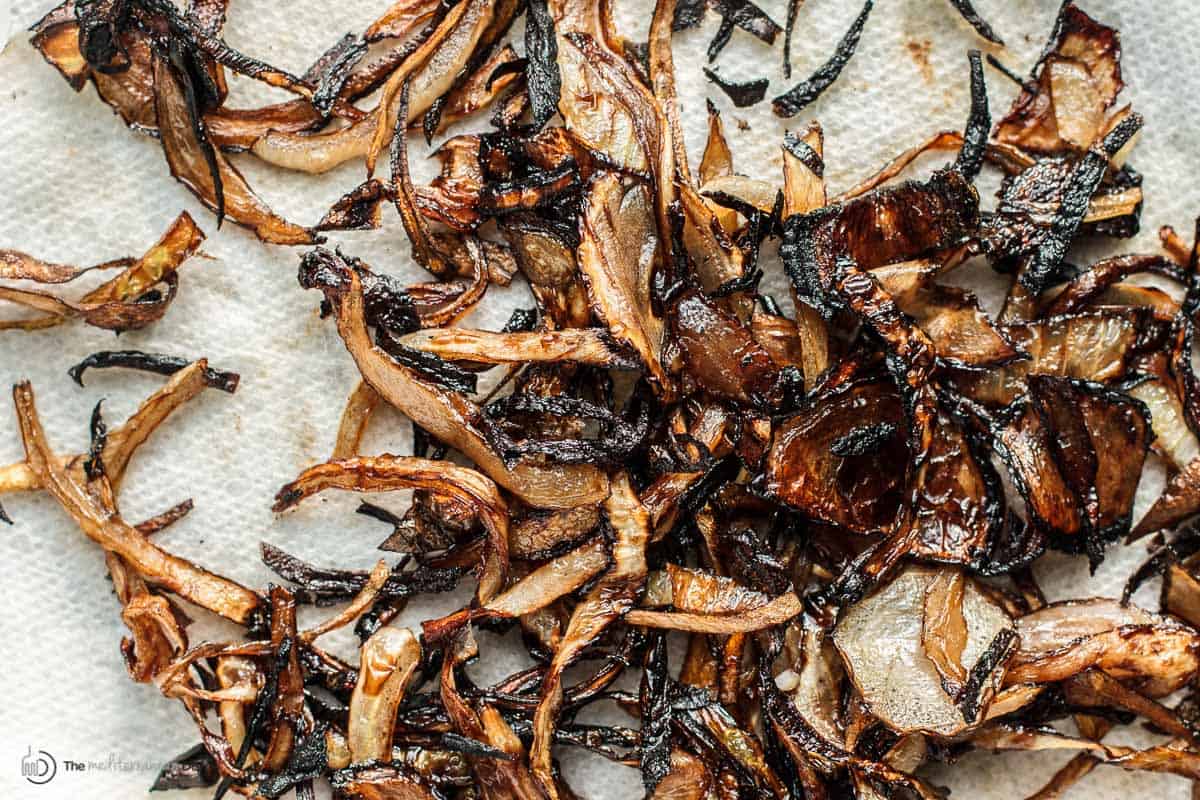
[0,212,203,332]
[1007,599,1200,695]
[298,250,609,510]
[994,4,1125,154]
[578,174,669,393]
[399,327,634,368]
[12,382,260,623]
[1,359,221,500]
[274,456,510,604]
[764,379,906,533]
[348,626,422,764]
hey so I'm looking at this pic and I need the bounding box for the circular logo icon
[21,747,57,785]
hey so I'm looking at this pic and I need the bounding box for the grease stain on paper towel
[906,38,935,83]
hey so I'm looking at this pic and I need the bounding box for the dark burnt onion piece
[947,0,1005,45]
[763,378,908,533]
[68,349,240,393]
[702,68,769,108]
[771,0,873,118]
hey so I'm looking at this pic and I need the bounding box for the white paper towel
[0,1,1198,797]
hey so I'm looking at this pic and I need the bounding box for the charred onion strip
[273,456,510,604]
[68,350,240,392]
[298,249,609,509]
[771,0,873,118]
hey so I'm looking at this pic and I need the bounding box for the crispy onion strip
[152,59,316,245]
[530,472,648,798]
[251,0,492,175]
[274,455,509,604]
[1,360,215,496]
[299,251,609,509]
[972,725,1200,781]
[348,625,422,763]
[0,211,204,331]
[424,535,610,639]
[12,382,260,622]
[625,592,802,633]
[399,327,634,368]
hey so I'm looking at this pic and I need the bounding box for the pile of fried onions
[7,1,1200,798]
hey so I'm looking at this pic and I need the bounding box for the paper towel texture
[1,1,1198,797]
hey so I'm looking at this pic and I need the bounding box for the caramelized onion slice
[1163,562,1200,630]
[911,404,1004,567]
[971,725,1200,781]
[399,327,636,368]
[1130,458,1200,542]
[670,287,785,407]
[1008,599,1200,696]
[153,57,316,245]
[348,626,421,763]
[510,504,601,560]
[954,311,1140,406]
[553,24,659,174]
[0,211,204,332]
[482,536,608,619]
[252,0,494,175]
[332,380,383,460]
[626,591,802,633]
[764,379,906,533]
[995,376,1149,551]
[578,174,668,392]
[994,4,1124,154]
[833,565,1014,736]
[872,261,1020,368]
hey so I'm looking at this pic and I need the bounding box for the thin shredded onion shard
[252,0,496,175]
[578,173,669,393]
[2,358,224,500]
[152,58,316,245]
[971,724,1200,781]
[626,591,802,633]
[1130,458,1200,541]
